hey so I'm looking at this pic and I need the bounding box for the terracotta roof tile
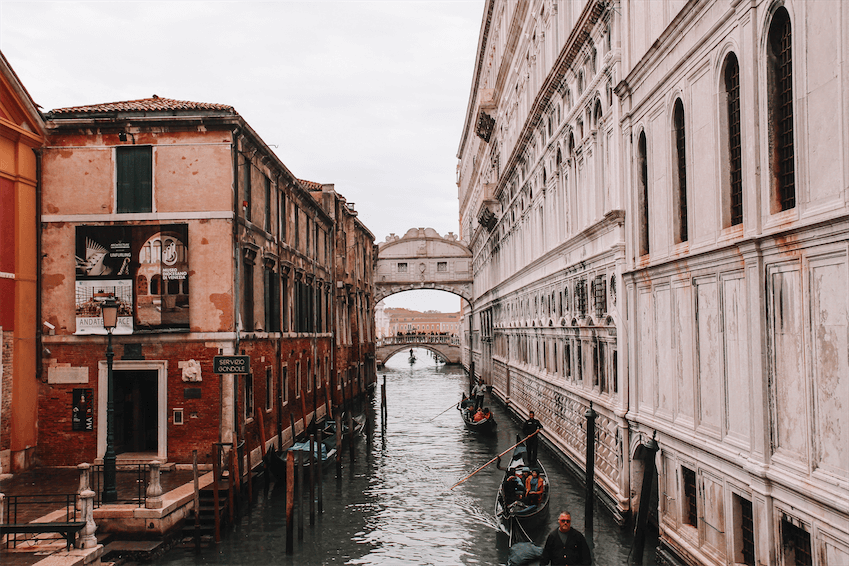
[49,96,234,115]
[298,179,324,191]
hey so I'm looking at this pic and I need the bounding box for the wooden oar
[450,430,540,490]
[428,401,460,422]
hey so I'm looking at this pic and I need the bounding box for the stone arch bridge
[375,334,463,366]
[375,227,473,305]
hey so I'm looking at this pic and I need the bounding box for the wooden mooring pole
[335,412,342,478]
[285,450,294,555]
[212,446,221,543]
[309,432,316,526]
[227,449,235,524]
[585,403,598,550]
[193,450,200,552]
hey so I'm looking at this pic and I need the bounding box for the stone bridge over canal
[375,334,463,366]
[375,228,473,305]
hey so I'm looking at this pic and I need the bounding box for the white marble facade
[459,0,849,564]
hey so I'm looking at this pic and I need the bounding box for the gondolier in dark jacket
[521,410,543,465]
[540,512,592,565]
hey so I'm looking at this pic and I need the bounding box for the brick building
[38,97,375,467]
[383,308,460,337]
[0,51,46,473]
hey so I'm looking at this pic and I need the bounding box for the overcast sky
[1,0,481,312]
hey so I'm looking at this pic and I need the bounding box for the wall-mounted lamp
[118,131,136,143]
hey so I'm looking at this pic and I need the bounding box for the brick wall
[1,329,11,453]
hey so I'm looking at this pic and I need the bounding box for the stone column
[145,461,163,509]
[78,489,97,549]
[76,463,90,511]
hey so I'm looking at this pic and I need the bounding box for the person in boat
[523,469,545,505]
[540,511,593,565]
[473,408,486,422]
[483,407,492,420]
[471,379,486,410]
[460,393,475,411]
[503,469,526,505]
[521,410,544,465]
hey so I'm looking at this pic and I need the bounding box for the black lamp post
[101,296,119,503]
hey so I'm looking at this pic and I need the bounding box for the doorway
[113,369,158,454]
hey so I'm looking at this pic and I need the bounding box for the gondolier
[521,411,543,465]
[472,379,486,410]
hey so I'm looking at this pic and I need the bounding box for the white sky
[0,0,482,313]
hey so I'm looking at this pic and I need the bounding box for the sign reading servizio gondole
[74,224,189,335]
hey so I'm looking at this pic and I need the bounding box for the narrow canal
[154,350,653,565]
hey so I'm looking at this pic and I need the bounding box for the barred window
[768,8,795,212]
[638,132,650,255]
[594,275,607,319]
[725,53,743,226]
[682,466,698,527]
[673,99,688,243]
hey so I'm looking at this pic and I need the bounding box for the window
[576,341,583,381]
[437,261,447,272]
[598,342,607,393]
[594,275,607,318]
[280,193,287,241]
[264,176,272,232]
[724,53,743,226]
[564,342,571,379]
[781,517,812,566]
[638,132,650,255]
[768,7,795,212]
[281,273,289,332]
[244,371,254,420]
[282,366,288,403]
[117,146,152,213]
[264,266,280,332]
[295,361,301,398]
[307,359,312,393]
[397,262,408,273]
[243,257,255,331]
[682,466,698,527]
[732,494,755,566]
[265,367,273,411]
[243,159,252,222]
[673,99,688,243]
[294,206,300,250]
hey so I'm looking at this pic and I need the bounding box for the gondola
[495,439,550,544]
[458,396,497,434]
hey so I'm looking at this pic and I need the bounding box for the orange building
[0,51,46,473]
[385,308,460,337]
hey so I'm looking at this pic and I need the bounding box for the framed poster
[75,224,189,334]
[72,388,93,431]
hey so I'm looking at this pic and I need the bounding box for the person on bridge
[471,379,486,410]
[522,410,544,465]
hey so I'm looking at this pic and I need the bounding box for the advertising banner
[75,224,189,334]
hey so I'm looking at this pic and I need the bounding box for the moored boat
[495,439,550,544]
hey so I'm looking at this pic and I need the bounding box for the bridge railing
[376,334,460,347]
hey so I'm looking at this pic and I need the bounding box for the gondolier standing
[472,379,486,410]
[522,410,544,465]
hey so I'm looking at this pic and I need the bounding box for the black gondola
[495,439,550,545]
[458,395,497,434]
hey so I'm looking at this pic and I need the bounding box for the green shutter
[117,147,152,213]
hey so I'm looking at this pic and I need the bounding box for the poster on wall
[75,224,189,334]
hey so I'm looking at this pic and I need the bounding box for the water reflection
[154,349,649,565]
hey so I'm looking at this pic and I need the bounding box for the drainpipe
[226,127,241,448]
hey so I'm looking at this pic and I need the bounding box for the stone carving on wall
[181,359,202,382]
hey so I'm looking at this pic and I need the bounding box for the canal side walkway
[1,466,198,566]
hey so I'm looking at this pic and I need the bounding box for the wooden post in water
[285,450,294,555]
[347,404,355,464]
[316,430,323,514]
[246,435,253,501]
[212,446,221,543]
[309,432,315,526]
[297,450,304,540]
[193,450,200,552]
[585,403,598,550]
[227,449,235,524]
[335,412,342,478]
[381,375,387,425]
[256,407,269,491]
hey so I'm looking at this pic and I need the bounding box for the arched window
[593,99,603,128]
[578,70,584,94]
[638,131,650,255]
[768,7,795,212]
[673,99,689,243]
[723,53,743,226]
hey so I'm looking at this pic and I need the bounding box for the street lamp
[101,296,119,503]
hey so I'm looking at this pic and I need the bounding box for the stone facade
[457,0,629,521]
[459,1,849,564]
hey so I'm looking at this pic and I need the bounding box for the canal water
[155,350,653,565]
